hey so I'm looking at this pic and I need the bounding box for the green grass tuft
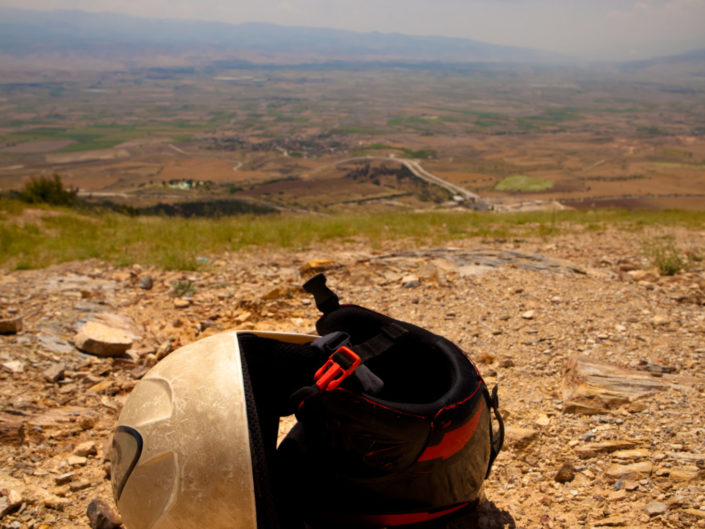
[643,236,687,276]
[171,280,197,297]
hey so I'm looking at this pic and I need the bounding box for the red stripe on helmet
[417,403,483,462]
[322,503,468,526]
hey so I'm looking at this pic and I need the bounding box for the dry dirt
[1,227,705,529]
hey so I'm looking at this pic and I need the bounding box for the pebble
[69,479,91,492]
[0,316,22,334]
[499,357,515,368]
[156,340,173,360]
[554,462,575,483]
[535,414,550,427]
[173,298,191,308]
[1,360,24,374]
[54,472,74,486]
[612,449,652,460]
[86,498,122,529]
[598,514,627,526]
[651,315,669,326]
[521,310,535,320]
[628,269,660,282]
[644,501,668,516]
[401,275,420,288]
[138,275,154,290]
[0,488,22,517]
[43,362,66,383]
[505,426,538,448]
[67,455,88,467]
[624,480,639,491]
[74,441,97,457]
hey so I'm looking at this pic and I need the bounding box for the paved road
[402,159,481,202]
[329,156,483,205]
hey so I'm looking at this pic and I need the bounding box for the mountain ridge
[0,7,565,67]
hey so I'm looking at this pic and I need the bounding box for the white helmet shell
[111,330,315,529]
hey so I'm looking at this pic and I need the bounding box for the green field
[495,175,555,192]
[651,162,705,169]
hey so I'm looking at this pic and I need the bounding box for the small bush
[21,174,77,205]
[644,237,685,276]
[686,250,703,263]
[171,280,196,297]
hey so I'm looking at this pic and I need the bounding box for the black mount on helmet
[279,273,505,528]
[303,273,340,314]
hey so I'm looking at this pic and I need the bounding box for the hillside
[1,206,705,528]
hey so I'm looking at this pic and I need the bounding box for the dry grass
[2,198,705,270]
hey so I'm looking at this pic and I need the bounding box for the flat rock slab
[606,461,653,479]
[375,248,587,276]
[37,332,74,354]
[575,440,639,459]
[563,355,705,414]
[74,321,133,357]
[46,274,117,294]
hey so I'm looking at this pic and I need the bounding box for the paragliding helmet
[111,273,503,529]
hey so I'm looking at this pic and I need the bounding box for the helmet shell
[111,330,315,529]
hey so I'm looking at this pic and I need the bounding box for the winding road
[320,155,483,206]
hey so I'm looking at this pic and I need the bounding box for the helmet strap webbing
[289,322,409,409]
[483,384,505,478]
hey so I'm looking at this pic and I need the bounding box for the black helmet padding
[280,297,494,527]
[315,304,480,414]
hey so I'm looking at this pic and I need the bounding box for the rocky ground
[1,226,705,529]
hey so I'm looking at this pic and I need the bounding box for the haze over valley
[1,7,704,213]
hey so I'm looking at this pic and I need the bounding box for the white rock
[402,275,420,288]
[1,360,24,374]
[644,501,667,516]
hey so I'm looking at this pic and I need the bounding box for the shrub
[21,174,77,205]
[171,280,197,297]
[644,237,685,276]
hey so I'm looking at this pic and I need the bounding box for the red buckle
[314,346,361,391]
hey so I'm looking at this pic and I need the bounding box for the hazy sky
[2,0,705,60]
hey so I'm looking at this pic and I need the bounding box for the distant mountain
[626,47,705,66]
[0,7,564,69]
[614,47,705,77]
